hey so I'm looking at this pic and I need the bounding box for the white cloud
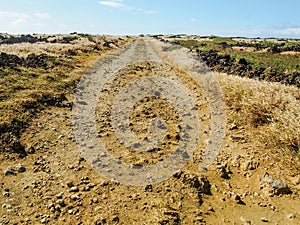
[0,10,54,34]
[144,10,157,15]
[59,23,68,28]
[99,1,156,15]
[190,18,197,22]
[0,11,29,19]
[270,27,300,37]
[99,1,125,8]
[34,12,51,19]
[202,27,300,38]
[11,18,27,25]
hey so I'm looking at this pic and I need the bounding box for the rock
[0,133,26,156]
[229,123,238,130]
[144,184,153,192]
[70,186,79,192]
[2,204,12,209]
[287,214,296,219]
[67,182,74,187]
[16,164,26,173]
[92,197,99,203]
[50,206,56,213]
[93,216,107,225]
[26,145,36,154]
[260,172,292,196]
[183,174,211,195]
[243,160,259,170]
[229,192,245,205]
[41,217,48,224]
[4,168,16,176]
[55,199,66,207]
[56,192,64,199]
[238,58,248,66]
[112,216,119,222]
[217,164,231,179]
[181,174,211,205]
[261,217,269,222]
[70,195,79,201]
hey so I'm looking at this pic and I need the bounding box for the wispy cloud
[34,12,51,19]
[190,18,197,22]
[99,0,156,15]
[137,8,157,15]
[0,10,54,33]
[0,11,29,19]
[203,26,300,38]
[270,27,300,37]
[11,18,27,25]
[99,0,125,8]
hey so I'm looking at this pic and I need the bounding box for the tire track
[73,38,226,186]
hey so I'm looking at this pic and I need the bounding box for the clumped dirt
[0,38,299,225]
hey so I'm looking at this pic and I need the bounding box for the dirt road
[0,38,299,225]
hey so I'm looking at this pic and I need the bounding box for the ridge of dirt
[0,38,299,225]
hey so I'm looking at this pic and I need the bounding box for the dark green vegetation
[174,37,300,87]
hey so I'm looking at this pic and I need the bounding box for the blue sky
[0,0,300,38]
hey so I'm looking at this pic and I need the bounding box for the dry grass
[217,73,300,161]
[0,55,95,137]
[0,35,130,143]
[0,37,99,57]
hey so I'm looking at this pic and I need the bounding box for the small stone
[2,204,12,209]
[287,214,296,219]
[56,192,64,199]
[112,216,119,222]
[3,192,10,198]
[230,192,245,205]
[70,186,79,192]
[67,182,74,187]
[92,197,99,203]
[82,186,90,192]
[4,168,16,176]
[208,207,215,212]
[88,183,96,188]
[17,164,26,173]
[144,184,153,192]
[243,160,258,170]
[41,217,48,224]
[261,217,269,222]
[194,217,205,222]
[217,165,230,179]
[27,145,35,154]
[70,195,79,201]
[55,199,66,207]
[229,124,238,130]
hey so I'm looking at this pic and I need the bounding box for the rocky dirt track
[0,38,299,225]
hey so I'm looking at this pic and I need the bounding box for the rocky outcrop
[0,52,52,69]
[195,49,300,88]
[0,34,48,44]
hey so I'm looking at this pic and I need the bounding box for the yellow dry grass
[217,73,300,163]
